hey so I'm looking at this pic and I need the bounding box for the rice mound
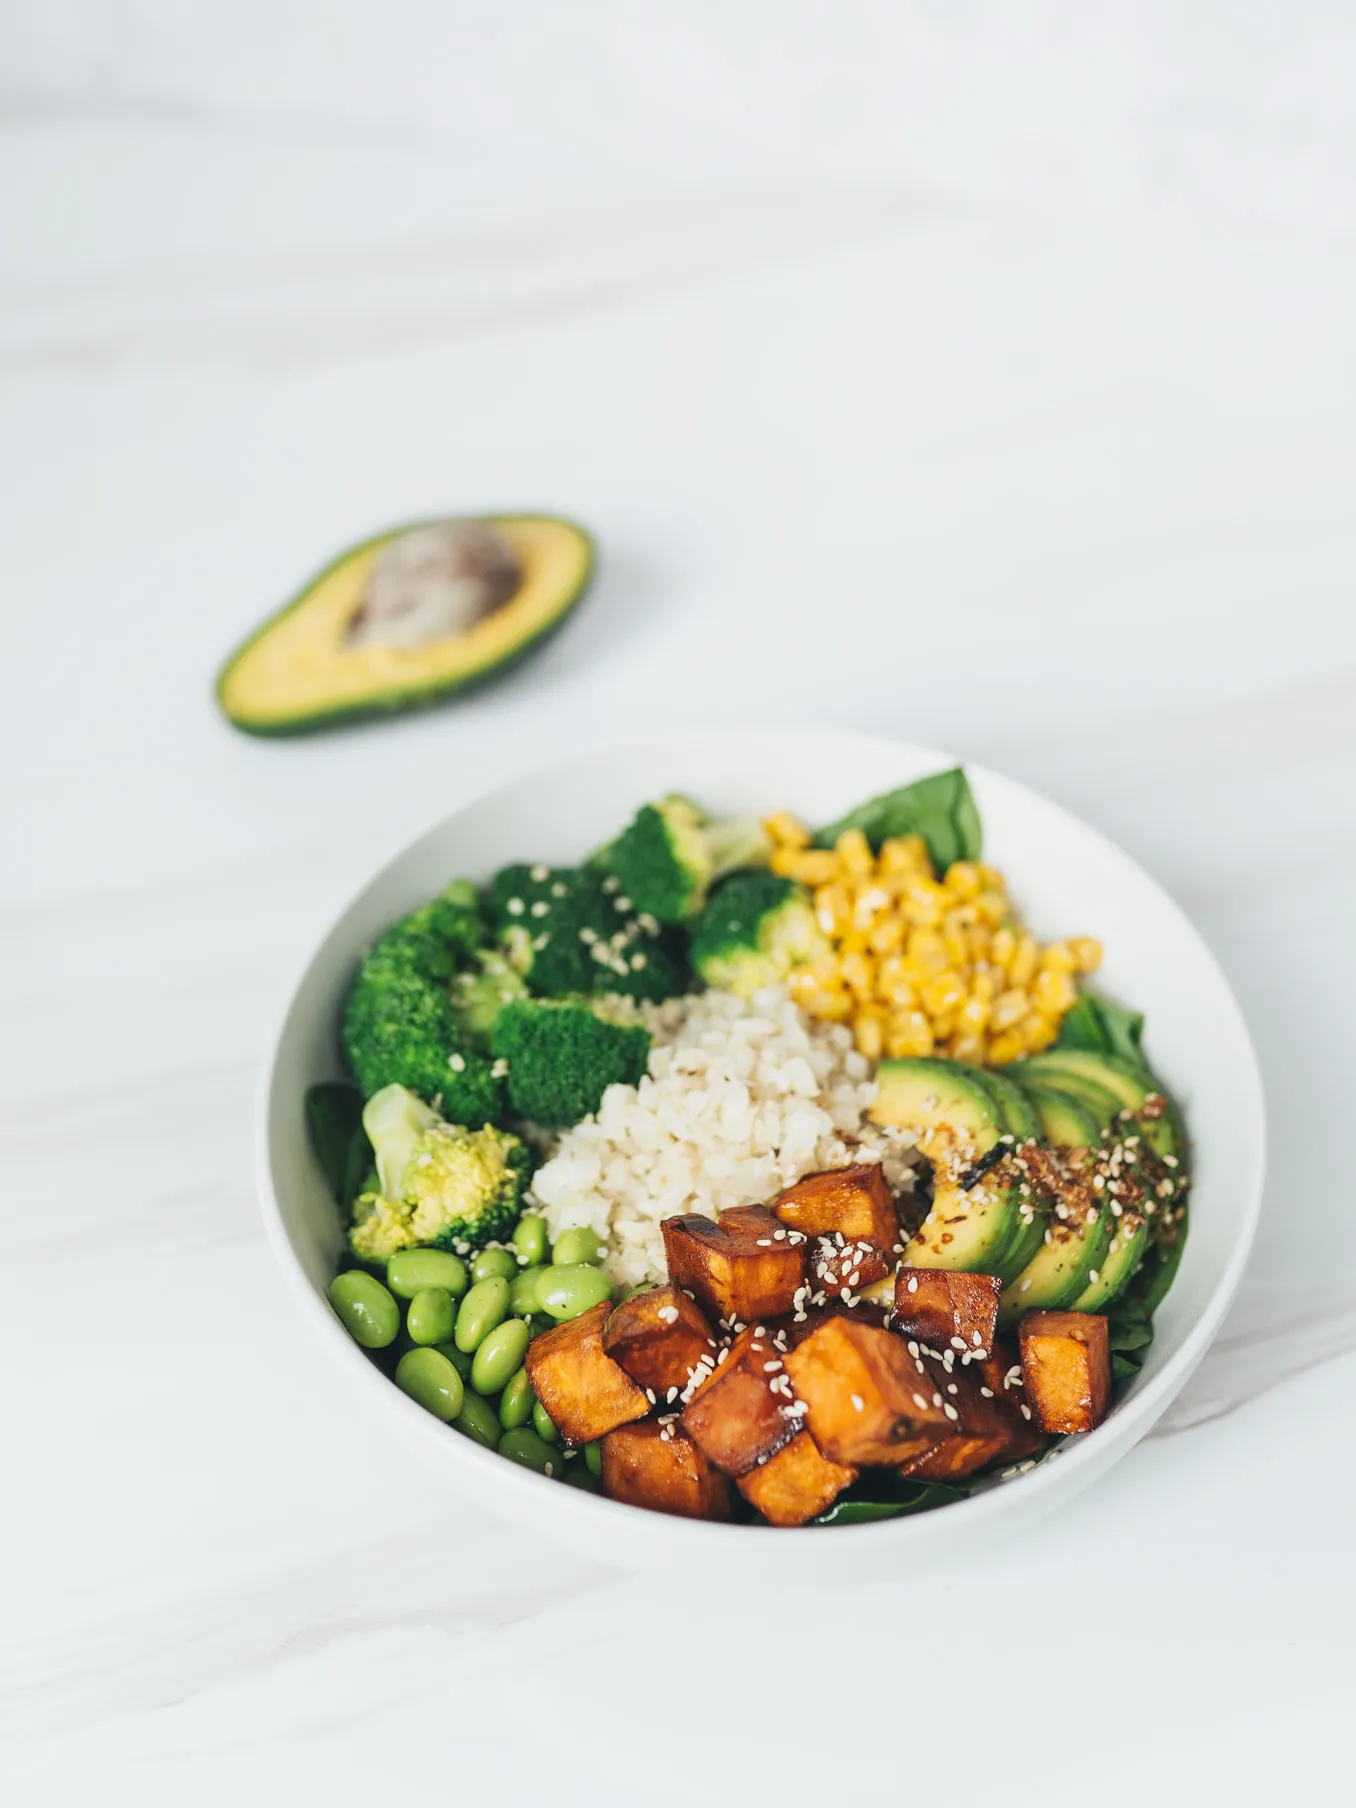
[529,986,918,1289]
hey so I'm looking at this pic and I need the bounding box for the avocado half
[216,513,594,736]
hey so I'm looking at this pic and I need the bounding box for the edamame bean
[509,1266,546,1316]
[471,1246,517,1284]
[499,1367,535,1431]
[433,1341,474,1380]
[498,1428,562,1478]
[551,1226,603,1267]
[536,1264,613,1322]
[386,1248,468,1300]
[512,1213,549,1266]
[395,1347,465,1421]
[407,1287,456,1346]
[454,1275,511,1352]
[453,1390,501,1448]
[584,1440,603,1478]
[532,1399,559,1443]
[471,1318,531,1396]
[564,1463,602,1494]
[329,1270,400,1349]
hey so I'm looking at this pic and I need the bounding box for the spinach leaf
[811,1477,967,1525]
[1111,1353,1144,1381]
[1054,991,1146,1065]
[1142,1227,1187,1316]
[814,767,982,870]
[305,1081,373,1213]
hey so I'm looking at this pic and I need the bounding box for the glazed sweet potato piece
[809,1231,892,1300]
[772,1164,900,1249]
[738,1432,858,1527]
[681,1324,801,1476]
[525,1302,650,1445]
[662,1211,806,1323]
[972,1341,1047,1466]
[891,1268,1002,1358]
[602,1284,718,1398]
[601,1418,732,1521]
[897,1358,1018,1481]
[1019,1310,1111,1435]
[783,1315,955,1466]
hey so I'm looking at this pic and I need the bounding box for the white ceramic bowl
[258,730,1264,1577]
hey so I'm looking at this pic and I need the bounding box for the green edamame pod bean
[512,1212,549,1266]
[395,1347,465,1421]
[564,1463,602,1494]
[453,1390,501,1448]
[433,1341,474,1380]
[329,1270,400,1349]
[536,1264,613,1322]
[551,1226,604,1267]
[471,1318,531,1396]
[498,1367,535,1431]
[471,1246,517,1284]
[386,1248,468,1300]
[532,1399,559,1443]
[407,1287,456,1346]
[509,1266,546,1316]
[498,1428,563,1478]
[584,1440,603,1478]
[454,1275,511,1352]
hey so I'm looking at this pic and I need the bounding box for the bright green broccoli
[350,1083,529,1260]
[490,997,651,1127]
[342,886,503,1122]
[689,871,830,998]
[451,948,530,1048]
[603,796,769,925]
[487,862,688,1004]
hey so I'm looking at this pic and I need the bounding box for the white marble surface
[3,4,1354,1800]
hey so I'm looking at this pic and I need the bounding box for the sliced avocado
[1020,1080,1100,1148]
[975,1069,1040,1143]
[870,1057,1005,1157]
[1069,1211,1150,1313]
[216,513,594,736]
[902,1174,1021,1277]
[1018,1049,1186,1171]
[1001,1200,1115,1322]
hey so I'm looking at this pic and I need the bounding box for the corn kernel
[1039,941,1077,974]
[990,987,1030,1032]
[944,861,983,900]
[785,965,821,1000]
[813,883,852,937]
[942,918,970,967]
[839,950,876,998]
[764,811,810,848]
[866,913,905,956]
[974,890,1009,928]
[957,991,992,1035]
[836,929,868,959]
[807,987,853,1022]
[902,881,948,928]
[1020,1012,1061,1053]
[949,1033,987,1065]
[920,970,966,1017]
[987,1030,1025,1064]
[1033,967,1077,1016]
[929,1008,958,1041]
[967,924,994,964]
[885,1011,934,1058]
[879,834,930,877]
[990,926,1016,970]
[1009,934,1039,988]
[776,848,839,886]
[1069,936,1103,973]
[853,1010,885,1059]
[835,828,874,879]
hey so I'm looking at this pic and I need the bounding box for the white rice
[529,986,918,1289]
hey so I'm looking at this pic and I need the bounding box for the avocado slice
[216,513,594,735]
[1019,1080,1100,1148]
[870,1057,1005,1155]
[1069,1211,1150,1312]
[1016,1049,1187,1171]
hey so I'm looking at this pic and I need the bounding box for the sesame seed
[979,1386,994,1398]
[1020,1404,1032,1420]
[971,1331,983,1346]
[907,1277,919,1293]
[448,1052,466,1072]
[851,1394,865,1412]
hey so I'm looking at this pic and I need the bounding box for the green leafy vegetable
[1054,991,1146,1065]
[814,767,981,871]
[810,1478,967,1525]
[1111,1353,1143,1381]
[1142,1227,1187,1315]
[305,1081,372,1211]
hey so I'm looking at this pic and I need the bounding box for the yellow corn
[760,804,1100,1068]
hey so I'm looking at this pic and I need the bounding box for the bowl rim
[256,728,1266,1552]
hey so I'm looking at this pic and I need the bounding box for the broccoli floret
[604,796,770,925]
[451,948,530,1048]
[490,997,651,1127]
[689,872,830,998]
[342,887,503,1121]
[351,1084,529,1259]
[487,862,688,1003]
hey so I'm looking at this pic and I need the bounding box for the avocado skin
[214,512,594,737]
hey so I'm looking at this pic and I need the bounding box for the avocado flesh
[1019,1080,1100,1148]
[216,513,593,735]
[1069,1213,1150,1312]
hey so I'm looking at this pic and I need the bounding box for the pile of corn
[764,812,1102,1066]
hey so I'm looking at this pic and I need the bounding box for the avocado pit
[346,518,523,650]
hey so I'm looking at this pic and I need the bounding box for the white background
[2,4,1353,1801]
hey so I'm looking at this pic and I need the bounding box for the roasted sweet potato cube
[783,1315,955,1466]
[715,1203,792,1238]
[809,1231,892,1300]
[525,1302,650,1445]
[601,1419,732,1521]
[773,1163,900,1249]
[897,1360,1016,1481]
[661,1212,806,1323]
[737,1432,858,1527]
[891,1268,1002,1358]
[602,1284,718,1398]
[1019,1310,1111,1435]
[681,1325,801,1477]
[971,1341,1047,1466]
